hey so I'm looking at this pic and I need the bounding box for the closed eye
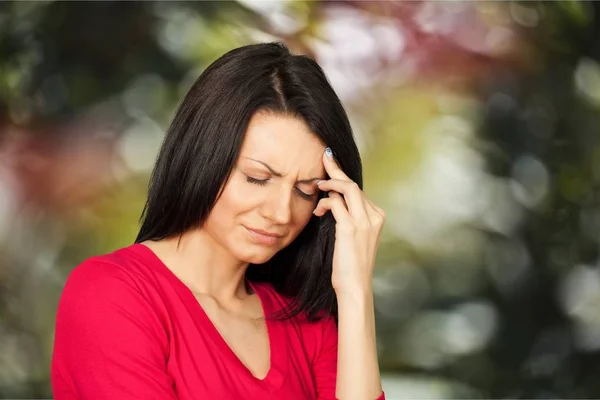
[246,176,268,186]
[295,187,315,201]
[246,176,316,201]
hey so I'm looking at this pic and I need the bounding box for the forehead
[240,112,326,175]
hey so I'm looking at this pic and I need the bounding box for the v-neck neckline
[131,243,288,390]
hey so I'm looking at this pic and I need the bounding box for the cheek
[296,203,315,223]
[289,201,317,232]
[219,178,259,214]
[280,208,315,248]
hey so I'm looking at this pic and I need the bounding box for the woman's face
[202,111,326,265]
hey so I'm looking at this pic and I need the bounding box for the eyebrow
[243,157,322,184]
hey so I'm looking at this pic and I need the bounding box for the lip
[244,227,283,246]
[246,227,283,237]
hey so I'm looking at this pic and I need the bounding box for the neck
[145,229,250,302]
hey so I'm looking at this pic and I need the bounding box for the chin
[245,253,278,265]
[235,248,279,265]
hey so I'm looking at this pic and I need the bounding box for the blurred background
[1,0,600,398]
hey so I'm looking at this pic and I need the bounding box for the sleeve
[312,316,385,400]
[51,259,177,400]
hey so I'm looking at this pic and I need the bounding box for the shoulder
[56,245,172,341]
[61,245,155,309]
[53,248,171,384]
[67,246,133,283]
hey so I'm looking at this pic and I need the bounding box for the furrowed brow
[243,157,322,184]
[244,157,283,177]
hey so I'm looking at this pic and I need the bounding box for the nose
[259,185,292,225]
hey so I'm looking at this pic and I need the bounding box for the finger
[313,195,352,225]
[369,201,386,219]
[365,198,386,226]
[327,191,347,210]
[317,179,368,221]
[322,147,351,182]
[313,193,348,216]
[363,199,379,220]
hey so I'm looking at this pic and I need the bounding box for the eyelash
[245,176,315,201]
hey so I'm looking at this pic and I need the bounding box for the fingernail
[325,147,333,159]
[316,180,324,185]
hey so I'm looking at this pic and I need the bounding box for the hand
[313,148,386,295]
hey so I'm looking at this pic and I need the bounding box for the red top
[51,244,385,400]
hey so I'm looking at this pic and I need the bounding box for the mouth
[244,227,284,246]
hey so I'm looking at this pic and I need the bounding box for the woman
[51,42,386,400]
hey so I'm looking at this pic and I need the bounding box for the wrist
[335,285,374,307]
[334,280,373,297]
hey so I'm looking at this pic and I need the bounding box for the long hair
[135,42,362,323]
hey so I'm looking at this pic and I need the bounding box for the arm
[313,148,386,399]
[336,289,383,400]
[51,259,177,400]
[311,311,384,400]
